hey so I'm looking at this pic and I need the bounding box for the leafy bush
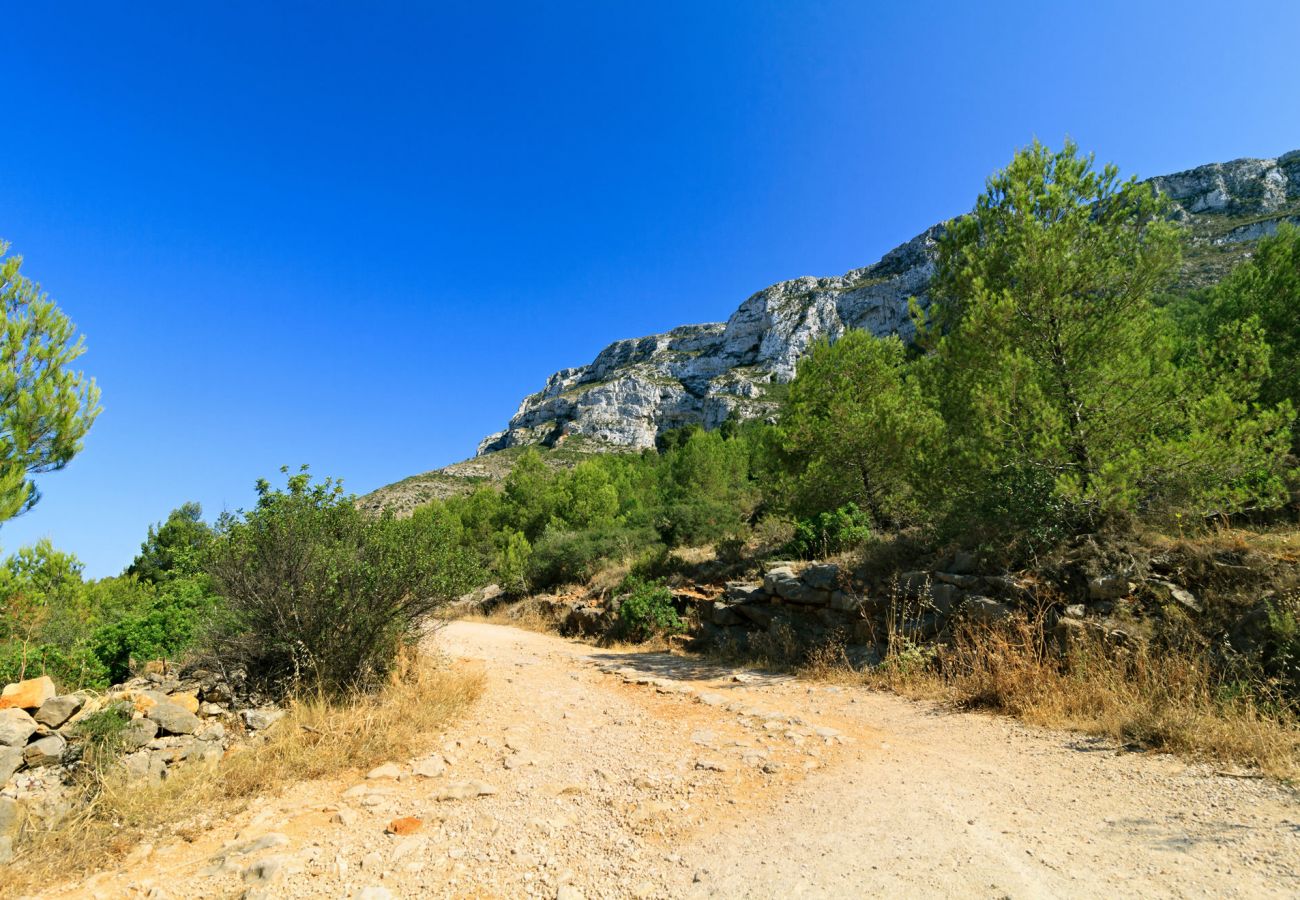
[0,640,109,691]
[90,576,217,684]
[205,468,479,697]
[528,525,663,589]
[787,503,873,559]
[614,576,683,642]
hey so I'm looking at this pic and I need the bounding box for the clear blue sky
[2,1,1297,576]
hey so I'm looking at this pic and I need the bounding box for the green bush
[615,576,683,642]
[528,525,663,589]
[0,640,110,691]
[205,467,479,697]
[90,576,217,684]
[787,503,873,559]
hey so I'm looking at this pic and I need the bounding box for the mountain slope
[478,149,1300,455]
[366,149,1300,513]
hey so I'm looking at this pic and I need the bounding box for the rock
[724,582,764,603]
[23,734,66,768]
[736,603,776,629]
[196,722,225,742]
[896,571,930,597]
[927,582,964,617]
[433,780,496,801]
[695,759,728,772]
[147,701,200,735]
[947,551,979,574]
[367,762,403,780]
[0,676,56,711]
[802,563,841,591]
[563,605,605,635]
[241,708,285,731]
[1150,579,1202,613]
[829,591,863,612]
[934,571,981,590]
[200,682,233,705]
[386,816,423,835]
[963,596,1014,625]
[0,746,24,784]
[1063,604,1086,618]
[763,566,800,597]
[359,888,395,900]
[1088,575,1129,601]
[0,708,38,747]
[242,855,286,884]
[121,717,160,751]
[845,644,882,670]
[707,601,742,626]
[411,755,447,778]
[34,694,84,729]
[167,692,200,715]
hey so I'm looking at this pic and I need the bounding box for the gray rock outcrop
[478,150,1300,454]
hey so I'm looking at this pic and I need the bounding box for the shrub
[90,576,217,684]
[205,468,479,697]
[528,525,663,589]
[787,503,873,559]
[614,576,683,642]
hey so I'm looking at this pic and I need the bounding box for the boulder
[147,701,200,736]
[896,571,930,598]
[0,746,23,784]
[963,596,1014,625]
[934,571,981,590]
[845,644,883,670]
[242,708,285,732]
[707,601,742,627]
[762,566,801,598]
[927,582,964,617]
[829,591,864,613]
[167,692,200,715]
[0,708,38,747]
[200,681,233,705]
[801,563,841,592]
[736,603,776,629]
[0,676,56,711]
[724,582,764,604]
[563,605,605,635]
[22,734,66,768]
[34,694,85,729]
[121,717,160,751]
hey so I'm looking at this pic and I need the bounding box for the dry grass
[865,612,1300,780]
[1,653,483,897]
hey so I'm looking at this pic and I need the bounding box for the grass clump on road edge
[0,653,483,898]
[863,610,1300,780]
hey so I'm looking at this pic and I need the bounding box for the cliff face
[479,150,1300,455]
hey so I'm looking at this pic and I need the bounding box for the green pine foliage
[0,241,100,524]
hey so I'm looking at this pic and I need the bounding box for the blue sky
[2,1,1297,576]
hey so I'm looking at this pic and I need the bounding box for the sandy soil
[40,620,1300,899]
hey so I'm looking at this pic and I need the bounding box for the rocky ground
[29,620,1300,899]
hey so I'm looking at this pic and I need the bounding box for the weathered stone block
[0,708,38,748]
[22,734,66,768]
[0,676,56,711]
[802,563,841,592]
[34,694,84,729]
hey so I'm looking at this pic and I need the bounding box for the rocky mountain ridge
[477,149,1300,455]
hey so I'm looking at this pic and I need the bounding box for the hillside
[364,149,1300,511]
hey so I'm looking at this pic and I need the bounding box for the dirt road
[50,621,1299,899]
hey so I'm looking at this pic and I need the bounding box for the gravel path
[43,621,1300,899]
